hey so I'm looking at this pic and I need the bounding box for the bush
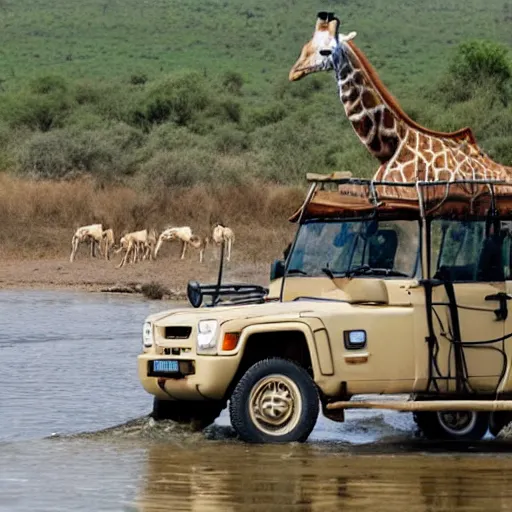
[441,40,512,104]
[141,72,210,127]
[214,126,250,154]
[138,149,218,189]
[141,281,169,300]
[29,75,68,95]
[450,41,511,85]
[0,93,72,132]
[14,130,76,178]
[222,70,244,95]
[130,73,148,86]
[245,103,287,129]
[14,124,142,180]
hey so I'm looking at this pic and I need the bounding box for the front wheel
[229,358,319,443]
[414,410,489,441]
[151,398,223,430]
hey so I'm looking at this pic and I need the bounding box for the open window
[430,219,511,282]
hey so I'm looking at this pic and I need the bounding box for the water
[1,290,512,512]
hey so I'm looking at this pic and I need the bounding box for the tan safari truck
[138,173,512,443]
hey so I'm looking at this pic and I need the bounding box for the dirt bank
[0,257,271,298]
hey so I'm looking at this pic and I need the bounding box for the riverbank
[0,257,272,298]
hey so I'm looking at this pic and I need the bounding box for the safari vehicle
[138,172,512,443]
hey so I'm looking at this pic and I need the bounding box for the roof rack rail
[305,173,512,187]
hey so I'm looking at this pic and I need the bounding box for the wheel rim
[248,374,302,436]
[436,411,478,436]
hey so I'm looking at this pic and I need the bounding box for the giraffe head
[289,12,356,81]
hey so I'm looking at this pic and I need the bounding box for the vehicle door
[429,219,506,392]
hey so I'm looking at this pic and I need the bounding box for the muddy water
[1,290,512,512]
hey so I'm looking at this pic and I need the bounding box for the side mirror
[270,259,285,281]
[187,280,203,308]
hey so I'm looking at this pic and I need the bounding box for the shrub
[141,281,169,300]
[450,40,511,86]
[14,124,142,180]
[222,70,244,95]
[29,75,68,95]
[138,149,218,189]
[214,126,250,154]
[142,72,210,127]
[245,103,287,129]
[74,81,104,105]
[0,93,72,132]
[440,40,512,104]
[130,73,148,86]
[14,130,76,178]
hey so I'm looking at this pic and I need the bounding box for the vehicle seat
[368,230,398,269]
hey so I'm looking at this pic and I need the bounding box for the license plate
[153,360,179,373]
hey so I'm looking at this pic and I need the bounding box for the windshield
[287,219,420,278]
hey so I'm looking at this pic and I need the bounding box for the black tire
[151,398,223,430]
[489,411,512,437]
[414,410,489,441]
[229,358,319,443]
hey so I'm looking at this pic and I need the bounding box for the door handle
[485,293,512,321]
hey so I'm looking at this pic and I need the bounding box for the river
[1,290,511,511]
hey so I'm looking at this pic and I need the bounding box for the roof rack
[305,172,512,187]
[294,173,512,222]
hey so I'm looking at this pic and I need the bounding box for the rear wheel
[414,410,489,441]
[229,358,319,443]
[151,398,223,430]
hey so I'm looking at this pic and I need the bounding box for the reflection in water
[135,442,512,512]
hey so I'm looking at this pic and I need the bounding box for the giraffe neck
[332,43,403,164]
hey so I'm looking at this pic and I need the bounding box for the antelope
[70,224,104,262]
[212,224,235,262]
[102,228,115,261]
[154,226,193,260]
[116,229,148,268]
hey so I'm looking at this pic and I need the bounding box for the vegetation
[0,1,511,259]
[141,282,170,300]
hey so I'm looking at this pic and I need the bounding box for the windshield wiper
[346,265,409,278]
[286,268,308,276]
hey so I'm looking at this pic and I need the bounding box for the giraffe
[289,12,512,204]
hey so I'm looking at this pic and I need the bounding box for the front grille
[164,326,192,339]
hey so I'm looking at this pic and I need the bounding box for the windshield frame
[283,217,422,280]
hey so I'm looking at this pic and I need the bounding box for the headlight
[197,319,218,352]
[143,321,153,348]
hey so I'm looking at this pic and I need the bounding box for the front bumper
[137,353,240,401]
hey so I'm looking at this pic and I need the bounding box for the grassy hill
[0,0,510,92]
[0,0,510,188]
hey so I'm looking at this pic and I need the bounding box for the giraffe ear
[339,31,357,42]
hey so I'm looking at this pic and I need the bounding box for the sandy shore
[0,257,271,298]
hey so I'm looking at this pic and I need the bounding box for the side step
[327,400,512,412]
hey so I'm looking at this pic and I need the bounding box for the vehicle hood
[145,300,333,326]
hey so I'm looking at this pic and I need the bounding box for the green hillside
[0,0,510,184]
[0,0,510,91]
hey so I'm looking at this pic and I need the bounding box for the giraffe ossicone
[289,13,512,202]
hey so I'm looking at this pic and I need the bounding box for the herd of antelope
[69,223,235,268]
